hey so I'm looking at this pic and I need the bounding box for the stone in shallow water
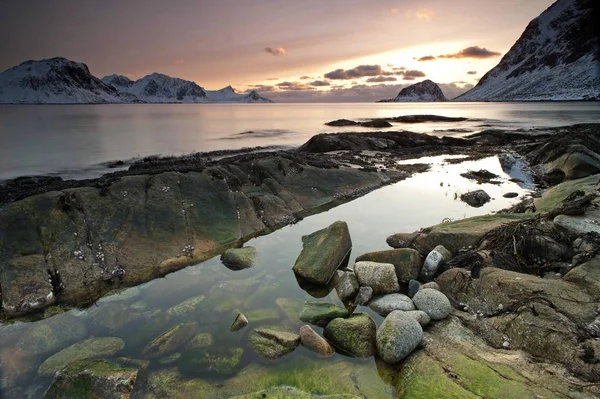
[185,333,214,350]
[412,288,452,320]
[178,347,244,376]
[143,322,198,358]
[292,221,352,285]
[221,246,258,270]
[17,314,87,356]
[460,189,491,208]
[249,328,300,359]
[376,310,423,364]
[229,312,249,332]
[299,301,351,327]
[38,337,125,377]
[368,294,415,316]
[353,261,400,294]
[299,325,335,357]
[165,295,206,318]
[324,313,376,358]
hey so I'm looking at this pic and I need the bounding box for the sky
[0,0,557,102]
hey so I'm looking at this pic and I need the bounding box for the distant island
[378,80,447,102]
[0,57,272,104]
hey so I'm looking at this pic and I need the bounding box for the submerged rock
[249,328,300,360]
[356,248,423,283]
[221,247,257,270]
[231,385,360,398]
[186,333,214,350]
[178,347,244,376]
[299,301,351,327]
[143,322,198,358]
[38,337,125,377]
[292,221,352,285]
[165,295,206,318]
[44,359,137,399]
[460,189,491,208]
[353,261,400,294]
[376,310,423,364]
[324,313,376,358]
[229,312,249,332]
[412,289,451,320]
[368,294,415,317]
[17,315,87,356]
[299,325,335,357]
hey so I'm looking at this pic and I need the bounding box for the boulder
[360,119,393,128]
[419,245,452,281]
[368,294,415,316]
[324,313,376,357]
[354,286,373,306]
[249,328,300,359]
[220,247,257,270]
[420,282,440,291]
[292,221,352,285]
[353,261,400,294]
[554,212,600,236]
[299,301,351,327]
[405,310,431,327]
[376,311,423,364]
[332,270,359,302]
[143,322,198,358]
[38,337,125,377]
[386,232,420,249]
[355,248,423,282]
[412,289,451,320]
[460,190,491,207]
[299,325,335,357]
[43,359,137,399]
[408,280,421,298]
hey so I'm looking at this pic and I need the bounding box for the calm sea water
[0,102,599,180]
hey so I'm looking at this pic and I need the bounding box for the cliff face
[458,0,599,101]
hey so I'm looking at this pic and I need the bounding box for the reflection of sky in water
[0,155,531,396]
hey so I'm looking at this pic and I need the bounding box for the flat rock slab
[354,261,400,294]
[356,248,423,283]
[292,221,352,285]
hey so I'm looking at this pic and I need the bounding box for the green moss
[246,308,279,323]
[534,175,600,213]
[275,298,304,324]
[178,347,244,376]
[166,295,206,317]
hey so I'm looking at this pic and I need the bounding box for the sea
[1,102,599,397]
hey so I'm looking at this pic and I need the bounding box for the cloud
[249,84,278,92]
[264,47,287,56]
[299,76,312,80]
[266,77,279,81]
[276,81,313,91]
[439,82,475,99]
[309,80,330,87]
[417,55,436,62]
[439,46,501,59]
[415,9,433,20]
[402,70,426,80]
[390,8,400,14]
[366,76,397,83]
[393,66,406,71]
[467,71,477,75]
[324,64,394,80]
[174,59,184,64]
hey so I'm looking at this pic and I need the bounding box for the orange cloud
[175,59,184,64]
[415,9,433,21]
[265,47,287,56]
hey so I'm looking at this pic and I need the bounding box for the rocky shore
[1,120,600,398]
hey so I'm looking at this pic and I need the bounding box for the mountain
[0,57,136,104]
[379,80,448,102]
[105,72,209,103]
[458,0,599,101]
[205,85,272,103]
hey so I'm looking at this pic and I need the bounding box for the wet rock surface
[324,313,377,358]
[460,189,492,207]
[249,328,300,360]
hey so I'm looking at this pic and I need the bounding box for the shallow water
[0,155,532,397]
[1,102,599,180]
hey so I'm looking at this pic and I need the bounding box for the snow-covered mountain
[379,80,448,102]
[457,0,599,101]
[104,73,209,103]
[205,85,272,103]
[0,57,136,104]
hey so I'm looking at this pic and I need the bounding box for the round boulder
[368,294,415,317]
[412,288,452,320]
[324,313,376,358]
[221,247,257,270]
[376,311,423,364]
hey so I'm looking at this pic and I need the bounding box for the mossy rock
[178,347,244,376]
[299,301,350,327]
[143,322,198,358]
[186,333,214,349]
[43,359,138,399]
[249,328,300,359]
[221,247,258,270]
[165,295,206,318]
[89,302,143,333]
[17,314,87,356]
[246,308,279,324]
[324,313,376,358]
[124,310,170,351]
[356,248,423,282]
[534,174,600,213]
[38,337,125,377]
[275,297,305,325]
[231,385,360,398]
[144,368,216,398]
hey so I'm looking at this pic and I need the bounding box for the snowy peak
[0,57,135,104]
[121,73,208,103]
[379,80,447,102]
[101,74,134,90]
[205,85,273,103]
[458,0,599,101]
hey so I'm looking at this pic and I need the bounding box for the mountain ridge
[378,79,448,102]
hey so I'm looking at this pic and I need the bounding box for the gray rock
[420,282,440,291]
[460,189,491,207]
[419,245,452,281]
[408,280,421,298]
[324,313,377,358]
[353,261,400,294]
[355,248,423,282]
[229,312,249,332]
[554,214,600,236]
[332,270,359,302]
[518,235,567,263]
[405,310,431,327]
[354,286,373,306]
[249,329,300,359]
[299,325,334,357]
[299,301,350,327]
[221,247,257,270]
[503,192,519,198]
[376,310,423,364]
[368,294,415,316]
[412,288,452,320]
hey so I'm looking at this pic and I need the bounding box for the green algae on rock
[16,314,87,356]
[299,301,351,327]
[221,246,258,270]
[179,347,244,376]
[143,322,198,358]
[249,328,300,359]
[324,313,376,358]
[165,295,206,318]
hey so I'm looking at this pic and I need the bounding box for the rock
[360,119,393,128]
[89,303,143,334]
[355,248,423,283]
[292,221,352,285]
[554,212,600,236]
[460,189,491,207]
[186,333,214,349]
[332,270,359,302]
[178,347,244,375]
[412,289,452,320]
[518,235,568,263]
[405,310,431,327]
[158,352,181,366]
[220,246,257,270]
[354,286,373,306]
[143,322,198,358]
[376,310,423,364]
[419,245,452,281]
[246,308,279,324]
[38,337,125,377]
[503,192,519,198]
[299,301,351,327]
[97,287,141,304]
[563,256,600,293]
[165,295,206,318]
[43,359,137,399]
[231,385,359,398]
[115,357,150,370]
[249,328,300,359]
[460,169,500,184]
[324,119,359,127]
[353,261,400,294]
[229,312,249,332]
[17,314,87,356]
[533,174,599,213]
[408,280,421,298]
[299,325,335,357]
[368,294,415,316]
[538,143,600,183]
[420,282,440,291]
[386,232,419,249]
[324,313,376,357]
